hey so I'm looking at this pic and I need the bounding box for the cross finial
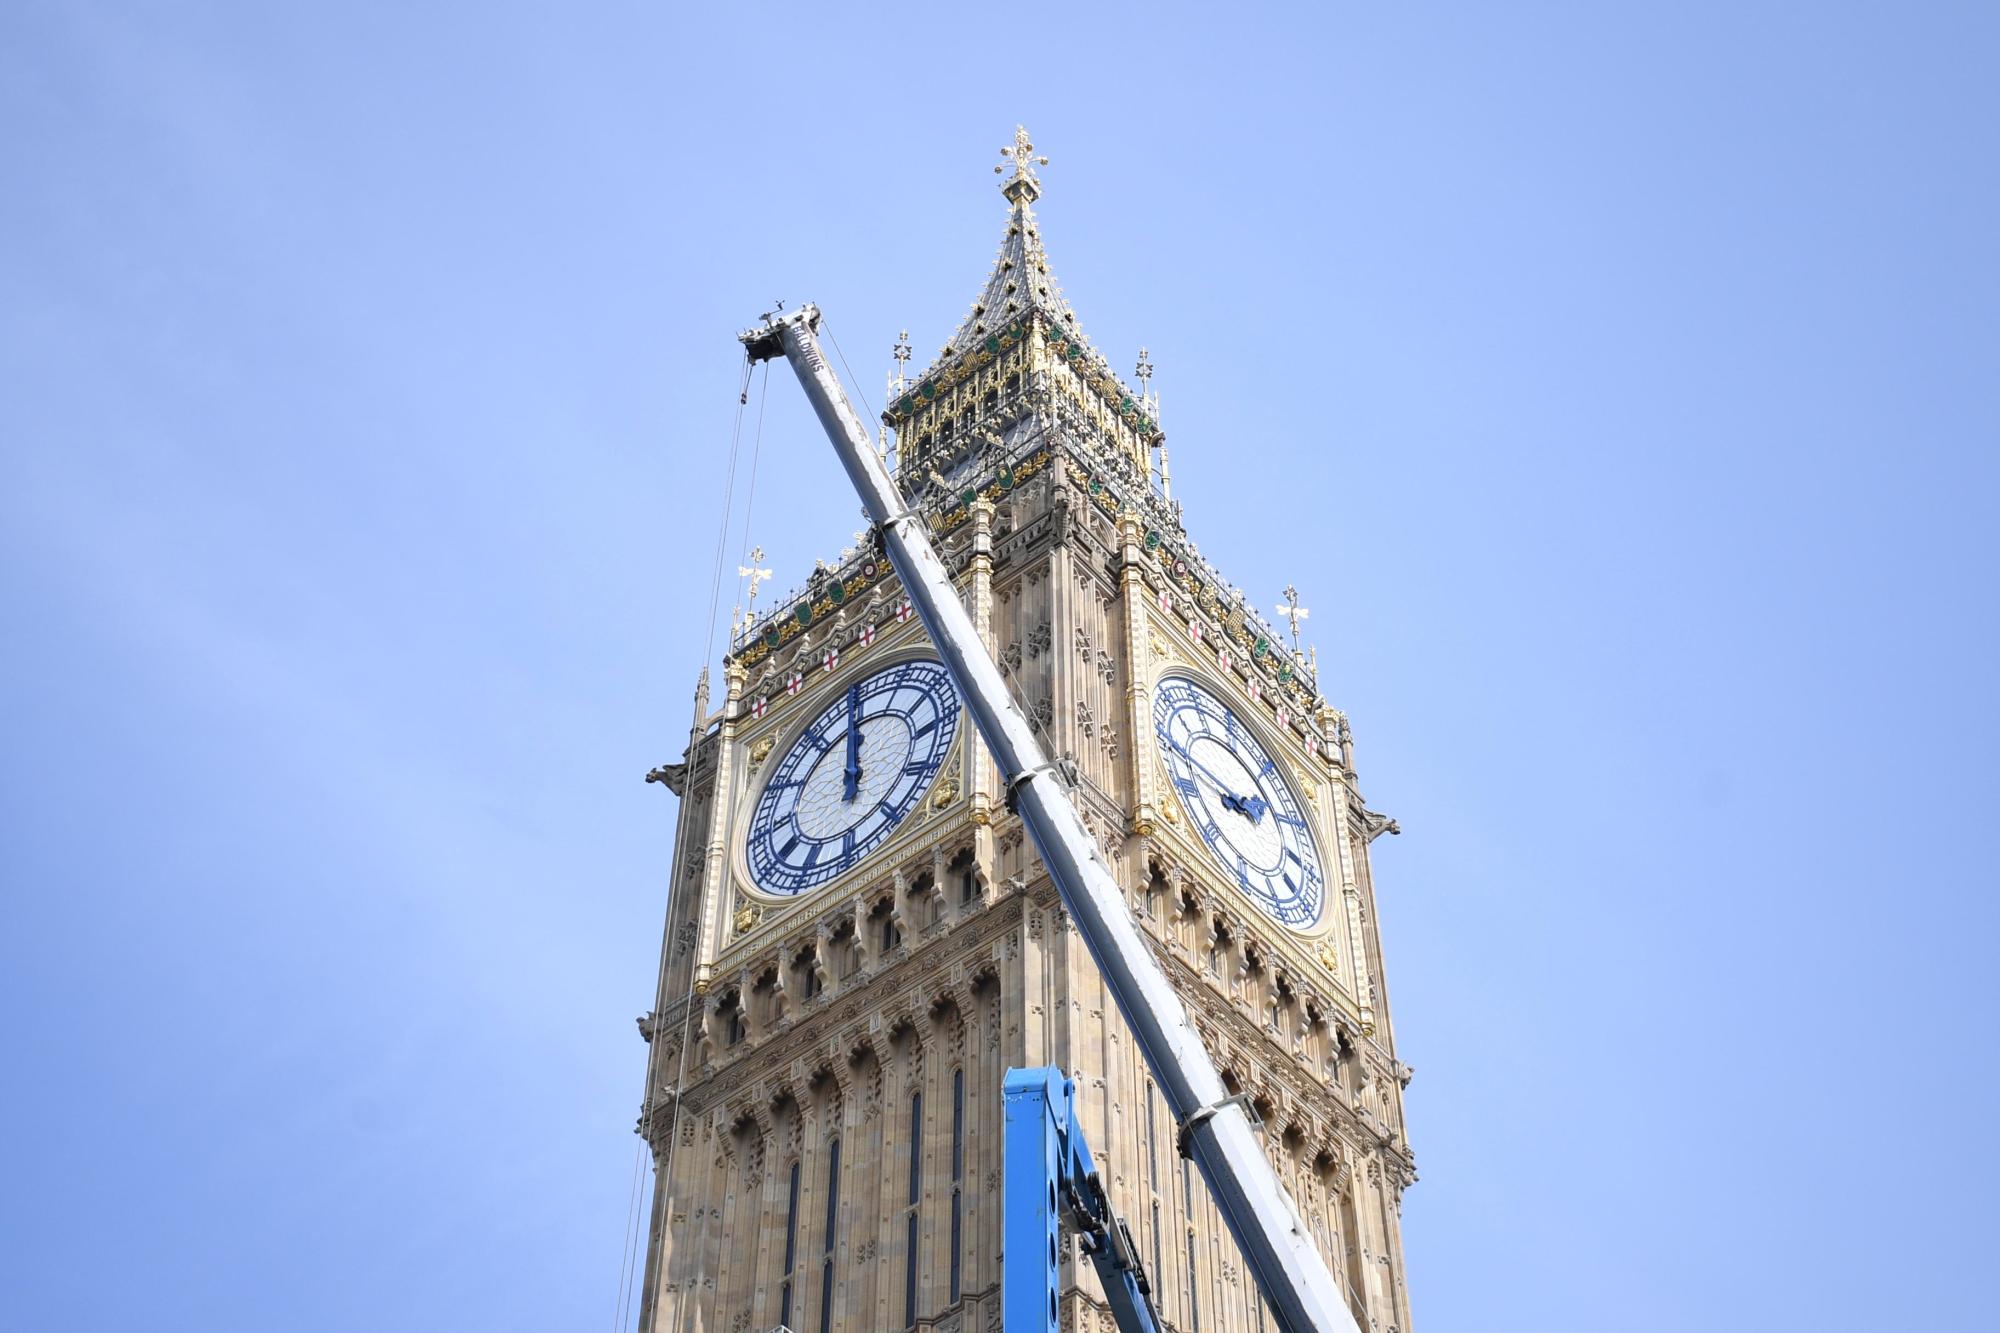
[891,329,912,390]
[739,547,772,609]
[1276,584,1312,652]
[995,125,1049,204]
[1136,346,1154,388]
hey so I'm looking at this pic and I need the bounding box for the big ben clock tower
[634,130,1418,1333]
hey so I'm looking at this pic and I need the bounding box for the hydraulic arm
[1004,1067,1162,1333]
[741,304,1358,1333]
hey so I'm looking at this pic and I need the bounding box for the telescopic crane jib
[739,304,1361,1333]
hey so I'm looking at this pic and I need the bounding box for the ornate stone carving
[632,140,1415,1333]
[1361,805,1401,842]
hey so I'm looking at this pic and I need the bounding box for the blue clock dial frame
[1153,675,1325,928]
[745,660,960,896]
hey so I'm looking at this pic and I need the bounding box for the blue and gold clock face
[1154,675,1325,928]
[745,660,960,896]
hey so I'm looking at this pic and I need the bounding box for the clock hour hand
[842,683,862,801]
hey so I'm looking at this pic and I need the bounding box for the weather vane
[1276,584,1311,653]
[740,546,772,611]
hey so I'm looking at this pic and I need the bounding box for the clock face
[1153,675,1325,928]
[745,659,960,896]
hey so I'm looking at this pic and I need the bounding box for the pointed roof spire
[888,129,1161,460]
[912,127,1126,397]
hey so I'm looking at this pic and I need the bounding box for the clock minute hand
[842,684,862,801]
[1219,789,1268,823]
[1179,747,1267,824]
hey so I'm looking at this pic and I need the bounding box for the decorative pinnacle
[995,125,1048,204]
[1136,346,1154,388]
[1276,585,1312,653]
[739,547,772,608]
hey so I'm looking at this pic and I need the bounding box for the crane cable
[615,351,760,1333]
[655,359,769,1333]
[619,323,875,1330]
[731,365,772,636]
[701,358,761,666]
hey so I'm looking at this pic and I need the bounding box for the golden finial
[995,125,1049,204]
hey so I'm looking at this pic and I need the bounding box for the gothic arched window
[718,991,744,1047]
[780,1159,801,1329]
[872,897,901,954]
[818,1137,841,1333]
[949,1067,964,1302]
[904,1089,922,1327]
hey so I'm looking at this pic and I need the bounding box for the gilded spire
[915,127,1094,379]
[891,128,1161,462]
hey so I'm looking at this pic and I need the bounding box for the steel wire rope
[700,358,759,666]
[654,359,770,1333]
[611,1142,647,1331]
[730,365,772,639]
[828,320,1070,765]
[824,322,879,428]
[615,352,756,1333]
[855,323,1073,761]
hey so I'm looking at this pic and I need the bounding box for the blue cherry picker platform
[1003,1066,1163,1333]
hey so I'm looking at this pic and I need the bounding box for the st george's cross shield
[822,645,840,674]
[896,597,914,624]
[858,622,876,648]
[751,695,769,720]
[786,670,804,697]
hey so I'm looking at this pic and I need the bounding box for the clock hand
[842,683,862,801]
[1177,746,1266,823]
[1220,790,1269,823]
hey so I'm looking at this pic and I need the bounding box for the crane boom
[740,304,1358,1333]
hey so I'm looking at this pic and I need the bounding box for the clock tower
[634,130,1418,1333]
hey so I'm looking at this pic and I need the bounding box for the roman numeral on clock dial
[744,660,962,897]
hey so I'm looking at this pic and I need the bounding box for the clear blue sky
[4,4,1995,1330]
